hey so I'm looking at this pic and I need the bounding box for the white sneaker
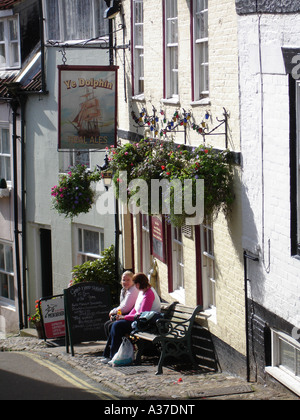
[100,357,111,364]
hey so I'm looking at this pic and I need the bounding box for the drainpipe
[20,95,28,328]
[243,251,259,382]
[11,97,23,330]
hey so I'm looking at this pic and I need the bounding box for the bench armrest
[156,318,190,338]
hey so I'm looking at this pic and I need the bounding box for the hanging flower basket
[51,164,101,219]
[108,139,235,226]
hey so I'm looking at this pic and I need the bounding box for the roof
[0,0,23,10]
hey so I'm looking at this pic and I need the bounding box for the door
[40,229,53,298]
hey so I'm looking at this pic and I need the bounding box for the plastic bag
[111,337,134,366]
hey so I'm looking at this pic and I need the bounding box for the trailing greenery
[71,245,119,306]
[107,139,235,226]
[51,164,101,219]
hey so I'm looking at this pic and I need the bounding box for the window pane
[9,19,18,41]
[280,339,295,373]
[78,229,83,252]
[0,22,4,41]
[83,230,99,255]
[0,244,4,270]
[167,18,178,44]
[5,245,13,273]
[46,0,60,40]
[5,156,11,181]
[63,0,94,40]
[166,0,177,18]
[9,275,14,300]
[2,129,10,154]
[0,44,6,65]
[9,43,19,66]
[95,0,109,37]
[297,350,300,377]
[0,273,8,299]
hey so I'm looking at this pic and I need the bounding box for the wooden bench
[133,302,207,375]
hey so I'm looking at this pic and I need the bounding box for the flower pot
[35,321,45,339]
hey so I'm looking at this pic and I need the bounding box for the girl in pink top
[101,273,161,362]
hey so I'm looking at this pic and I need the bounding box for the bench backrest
[162,303,203,329]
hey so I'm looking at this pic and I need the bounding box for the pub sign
[58,65,118,150]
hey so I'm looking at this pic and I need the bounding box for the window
[59,150,90,173]
[193,0,209,101]
[43,0,108,43]
[0,15,20,69]
[171,226,184,303]
[201,220,216,310]
[0,127,10,182]
[132,0,144,97]
[266,329,300,396]
[0,242,14,302]
[77,227,104,264]
[164,0,178,100]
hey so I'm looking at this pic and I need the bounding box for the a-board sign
[64,282,111,356]
[39,295,65,339]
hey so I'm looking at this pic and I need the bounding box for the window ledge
[131,94,145,102]
[190,98,211,106]
[203,307,217,324]
[265,366,300,397]
[161,97,180,105]
[0,299,16,311]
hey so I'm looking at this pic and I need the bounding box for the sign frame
[58,65,118,151]
[38,294,65,341]
[64,282,111,356]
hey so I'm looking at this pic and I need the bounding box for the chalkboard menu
[64,282,111,356]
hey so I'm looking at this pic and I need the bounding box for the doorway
[40,229,53,298]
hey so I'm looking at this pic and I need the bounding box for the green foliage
[51,164,101,219]
[71,245,119,306]
[108,140,235,226]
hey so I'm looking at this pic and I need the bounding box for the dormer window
[0,15,20,70]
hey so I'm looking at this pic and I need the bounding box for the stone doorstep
[20,328,39,338]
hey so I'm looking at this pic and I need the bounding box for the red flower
[161,165,166,170]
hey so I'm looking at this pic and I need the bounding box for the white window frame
[132,0,144,98]
[201,220,216,313]
[43,0,108,43]
[193,0,209,102]
[266,329,300,397]
[76,226,105,264]
[170,226,185,304]
[164,0,179,101]
[0,14,20,70]
[0,126,11,184]
[0,241,14,304]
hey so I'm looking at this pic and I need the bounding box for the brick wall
[116,0,246,370]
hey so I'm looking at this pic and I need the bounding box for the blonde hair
[121,271,134,283]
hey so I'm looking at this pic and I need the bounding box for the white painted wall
[238,13,300,327]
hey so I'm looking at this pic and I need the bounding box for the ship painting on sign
[71,89,102,137]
